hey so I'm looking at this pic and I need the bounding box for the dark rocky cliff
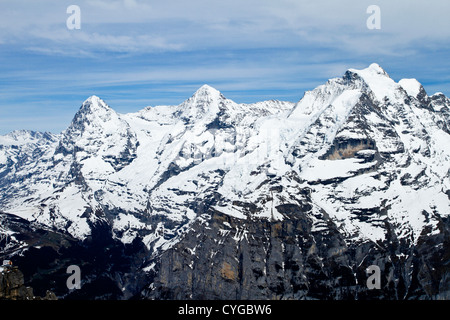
[142,209,449,300]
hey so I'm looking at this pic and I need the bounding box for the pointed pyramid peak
[176,85,228,122]
[76,95,116,119]
[193,84,222,98]
[184,84,225,106]
[81,95,110,109]
[66,95,118,134]
[199,84,215,90]
[85,94,101,102]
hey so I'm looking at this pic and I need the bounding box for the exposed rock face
[142,210,449,300]
[0,267,57,300]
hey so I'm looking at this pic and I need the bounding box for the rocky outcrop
[0,267,57,300]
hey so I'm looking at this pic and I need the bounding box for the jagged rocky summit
[0,63,449,300]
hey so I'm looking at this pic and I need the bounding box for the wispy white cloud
[1,0,450,62]
[2,0,450,56]
[26,30,184,55]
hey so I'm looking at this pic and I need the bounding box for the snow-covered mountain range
[1,63,449,299]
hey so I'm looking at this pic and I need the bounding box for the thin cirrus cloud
[0,0,449,134]
[2,0,450,54]
[26,30,184,55]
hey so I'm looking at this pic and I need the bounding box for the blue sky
[1,0,450,134]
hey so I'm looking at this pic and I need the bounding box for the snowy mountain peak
[367,62,387,75]
[190,84,224,104]
[79,95,112,114]
[348,63,388,77]
[346,63,401,102]
[195,84,221,96]
[67,95,117,131]
[348,63,390,80]
[177,85,227,122]
[57,94,139,170]
[84,94,101,102]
